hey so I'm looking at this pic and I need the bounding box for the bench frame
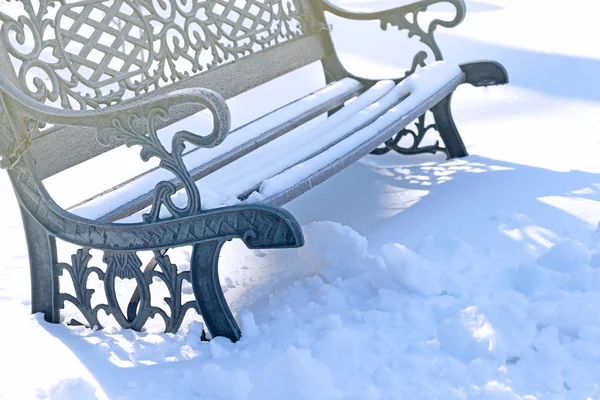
[0,0,507,341]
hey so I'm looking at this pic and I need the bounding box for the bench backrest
[0,0,335,178]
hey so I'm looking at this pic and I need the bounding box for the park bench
[0,0,507,341]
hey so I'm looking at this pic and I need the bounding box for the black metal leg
[21,207,60,323]
[429,60,509,158]
[190,240,241,342]
[430,94,468,158]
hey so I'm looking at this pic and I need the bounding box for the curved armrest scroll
[0,71,232,221]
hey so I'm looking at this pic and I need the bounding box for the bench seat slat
[184,80,398,210]
[67,77,365,221]
[73,78,396,221]
[201,63,464,210]
[259,71,466,206]
[71,63,464,224]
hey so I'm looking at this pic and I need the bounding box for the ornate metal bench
[0,0,507,341]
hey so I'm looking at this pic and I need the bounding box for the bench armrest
[0,72,234,224]
[320,0,466,69]
[0,75,302,252]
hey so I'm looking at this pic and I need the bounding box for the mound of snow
[537,240,590,272]
[47,378,98,400]
[382,243,444,296]
[299,221,385,283]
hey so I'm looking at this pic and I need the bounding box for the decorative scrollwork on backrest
[0,0,312,110]
[54,0,156,90]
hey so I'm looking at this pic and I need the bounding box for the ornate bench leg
[430,94,468,158]
[190,239,241,342]
[428,61,509,158]
[428,60,509,159]
[127,241,241,341]
[21,207,60,323]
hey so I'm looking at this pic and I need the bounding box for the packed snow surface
[2,0,600,399]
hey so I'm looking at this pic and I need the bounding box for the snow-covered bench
[0,0,507,341]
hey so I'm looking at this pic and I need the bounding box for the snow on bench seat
[66,77,365,220]
[70,62,464,223]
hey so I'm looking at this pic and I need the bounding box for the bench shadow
[333,20,600,102]
[376,156,600,256]
[39,317,249,399]
[438,34,600,102]
[38,155,600,398]
[289,154,600,257]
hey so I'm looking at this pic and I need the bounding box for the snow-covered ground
[2,0,600,398]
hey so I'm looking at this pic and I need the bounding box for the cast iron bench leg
[431,60,510,159]
[22,209,60,324]
[126,242,240,342]
[190,240,241,342]
[430,94,468,158]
